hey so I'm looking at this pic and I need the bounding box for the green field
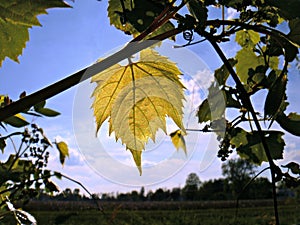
[1,201,299,225]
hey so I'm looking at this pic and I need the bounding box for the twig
[234,167,270,221]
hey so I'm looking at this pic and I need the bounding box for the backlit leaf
[231,128,285,164]
[235,30,260,48]
[214,59,237,86]
[170,130,186,155]
[0,0,70,66]
[235,48,264,83]
[55,141,69,166]
[197,82,226,123]
[91,49,185,173]
[197,99,211,123]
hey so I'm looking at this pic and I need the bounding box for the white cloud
[227,8,239,20]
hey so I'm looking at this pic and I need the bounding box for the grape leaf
[197,82,226,123]
[197,99,211,123]
[276,112,300,136]
[108,0,174,37]
[235,48,264,83]
[214,59,237,86]
[55,141,69,166]
[282,162,300,175]
[264,74,287,119]
[170,130,186,155]
[288,18,300,48]
[186,0,208,26]
[91,49,185,174]
[0,137,5,153]
[230,128,285,164]
[3,114,29,128]
[235,30,260,48]
[0,0,70,66]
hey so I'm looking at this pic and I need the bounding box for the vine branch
[0,28,181,122]
[204,32,280,225]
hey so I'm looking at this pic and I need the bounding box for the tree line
[37,159,299,202]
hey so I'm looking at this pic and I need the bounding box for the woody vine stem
[203,32,280,225]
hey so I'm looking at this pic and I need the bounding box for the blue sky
[1,0,300,195]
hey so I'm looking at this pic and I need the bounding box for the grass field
[1,200,299,225]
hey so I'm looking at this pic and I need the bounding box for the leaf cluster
[0,123,69,208]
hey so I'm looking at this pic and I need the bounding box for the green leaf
[44,180,59,193]
[0,154,33,184]
[264,74,287,119]
[231,128,285,164]
[34,101,60,117]
[265,0,300,20]
[53,171,62,180]
[34,100,46,111]
[91,49,185,174]
[276,112,300,136]
[36,108,60,117]
[223,89,241,108]
[197,83,226,123]
[186,0,208,26]
[0,137,6,153]
[235,48,264,83]
[0,0,70,66]
[266,36,299,62]
[170,129,187,155]
[55,141,69,166]
[197,99,211,123]
[282,162,300,175]
[235,30,260,48]
[288,18,300,48]
[214,59,237,86]
[108,0,174,37]
[3,114,29,128]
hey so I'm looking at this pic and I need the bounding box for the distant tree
[183,173,201,200]
[139,187,146,201]
[199,179,228,200]
[222,158,257,198]
[130,190,139,201]
[146,190,154,201]
[249,177,272,199]
[170,187,181,201]
[72,188,81,200]
[151,188,170,201]
[63,188,72,199]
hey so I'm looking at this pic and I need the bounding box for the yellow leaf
[170,130,187,155]
[91,49,185,173]
[55,141,69,166]
[129,149,142,175]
